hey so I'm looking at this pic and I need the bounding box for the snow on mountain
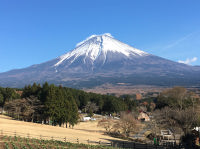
[54,33,149,67]
[0,33,200,88]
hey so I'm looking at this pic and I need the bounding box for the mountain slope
[0,33,200,88]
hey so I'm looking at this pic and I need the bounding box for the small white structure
[91,117,96,121]
[160,129,176,143]
[82,117,91,121]
[194,127,200,132]
[161,129,173,136]
[160,130,181,144]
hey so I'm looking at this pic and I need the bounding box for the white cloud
[178,57,198,65]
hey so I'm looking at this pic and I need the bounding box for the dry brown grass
[84,84,166,96]
[0,115,121,144]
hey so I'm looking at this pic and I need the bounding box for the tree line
[0,82,136,127]
[0,87,20,108]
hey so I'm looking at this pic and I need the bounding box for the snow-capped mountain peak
[1,34,200,88]
[76,33,113,47]
[54,33,149,67]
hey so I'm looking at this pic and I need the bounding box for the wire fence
[0,129,111,146]
[0,129,186,149]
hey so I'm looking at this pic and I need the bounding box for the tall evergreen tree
[0,93,4,107]
[69,97,79,127]
[45,84,57,125]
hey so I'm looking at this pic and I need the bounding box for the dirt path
[0,115,119,144]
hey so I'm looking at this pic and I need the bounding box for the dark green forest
[0,82,136,127]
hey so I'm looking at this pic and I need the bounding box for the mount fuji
[0,33,200,88]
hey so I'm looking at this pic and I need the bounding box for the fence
[111,141,185,149]
[0,129,110,146]
[0,129,185,149]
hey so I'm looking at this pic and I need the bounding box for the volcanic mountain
[0,33,200,88]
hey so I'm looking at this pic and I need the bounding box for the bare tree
[153,107,198,139]
[97,118,116,134]
[153,107,182,141]
[98,112,141,138]
[114,112,141,137]
[83,101,99,116]
[4,99,25,120]
[4,96,43,122]
[188,92,200,112]
[174,108,198,135]
[158,86,189,110]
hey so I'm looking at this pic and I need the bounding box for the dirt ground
[0,115,120,144]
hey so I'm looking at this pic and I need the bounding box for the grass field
[0,115,122,146]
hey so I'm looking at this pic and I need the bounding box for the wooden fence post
[40,135,42,140]
[87,139,89,144]
[77,138,79,144]
[115,142,118,148]
[14,131,16,137]
[99,140,101,145]
[133,142,135,149]
[64,137,66,142]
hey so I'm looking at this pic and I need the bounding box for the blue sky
[0,0,200,72]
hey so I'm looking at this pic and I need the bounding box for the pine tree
[0,93,4,107]
[69,97,78,127]
[39,82,49,103]
[45,84,57,125]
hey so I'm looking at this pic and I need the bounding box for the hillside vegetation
[0,82,136,127]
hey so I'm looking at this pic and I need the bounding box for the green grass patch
[1,135,114,149]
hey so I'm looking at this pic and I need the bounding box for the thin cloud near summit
[178,57,198,65]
